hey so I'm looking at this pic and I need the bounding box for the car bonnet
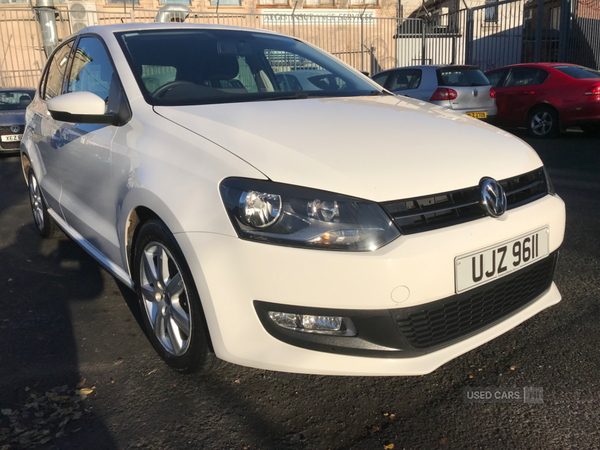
[154,95,543,202]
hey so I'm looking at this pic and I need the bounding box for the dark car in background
[0,88,35,155]
[371,65,497,121]
[485,63,600,138]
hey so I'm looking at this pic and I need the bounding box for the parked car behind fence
[371,65,497,121]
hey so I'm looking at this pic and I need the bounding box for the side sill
[47,208,135,290]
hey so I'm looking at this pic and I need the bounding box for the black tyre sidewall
[527,107,559,139]
[28,169,59,239]
[133,219,213,374]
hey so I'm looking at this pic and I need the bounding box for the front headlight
[220,178,400,251]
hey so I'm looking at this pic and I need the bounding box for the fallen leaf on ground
[147,369,158,375]
[510,366,516,371]
[383,444,394,450]
[389,414,396,419]
[76,388,94,400]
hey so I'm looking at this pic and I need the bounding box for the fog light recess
[268,311,356,336]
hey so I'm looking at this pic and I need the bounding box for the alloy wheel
[29,173,44,231]
[139,242,192,356]
[531,111,554,136]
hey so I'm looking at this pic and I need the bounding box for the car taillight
[585,85,600,96]
[430,88,458,101]
[489,87,496,98]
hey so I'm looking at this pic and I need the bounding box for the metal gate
[569,0,600,69]
[395,0,525,72]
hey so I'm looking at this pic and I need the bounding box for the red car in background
[485,63,600,138]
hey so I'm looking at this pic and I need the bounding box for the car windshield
[436,67,490,87]
[0,90,34,110]
[552,65,600,79]
[116,29,383,106]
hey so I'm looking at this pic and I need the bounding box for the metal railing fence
[0,9,46,87]
[0,0,599,88]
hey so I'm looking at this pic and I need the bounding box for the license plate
[466,111,487,119]
[1,134,22,142]
[455,227,549,293]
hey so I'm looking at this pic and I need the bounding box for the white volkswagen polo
[21,23,565,376]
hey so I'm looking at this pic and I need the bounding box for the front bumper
[176,194,565,376]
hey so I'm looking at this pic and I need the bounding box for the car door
[494,67,549,126]
[54,35,125,265]
[28,40,75,216]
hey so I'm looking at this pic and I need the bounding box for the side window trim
[62,34,82,96]
[41,38,77,101]
[496,68,509,88]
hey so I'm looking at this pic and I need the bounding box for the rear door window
[485,68,508,87]
[388,69,422,91]
[505,67,549,87]
[371,72,389,87]
[436,67,489,87]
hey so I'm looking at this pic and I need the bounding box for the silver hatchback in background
[372,65,497,121]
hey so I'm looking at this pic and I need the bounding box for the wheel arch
[21,153,32,185]
[121,198,182,278]
[527,102,561,121]
[123,203,218,356]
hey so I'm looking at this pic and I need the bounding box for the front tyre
[527,106,559,139]
[28,169,61,238]
[133,219,219,374]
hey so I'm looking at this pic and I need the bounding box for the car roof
[372,65,481,77]
[79,22,283,39]
[484,62,580,72]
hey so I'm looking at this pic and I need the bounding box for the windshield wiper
[264,93,311,101]
[369,90,392,96]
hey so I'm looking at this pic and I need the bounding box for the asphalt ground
[0,129,599,450]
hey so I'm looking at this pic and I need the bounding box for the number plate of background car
[455,227,549,293]
[1,134,22,142]
[466,111,487,119]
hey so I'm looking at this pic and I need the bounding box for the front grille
[0,125,23,150]
[381,168,548,235]
[0,125,22,133]
[394,252,557,349]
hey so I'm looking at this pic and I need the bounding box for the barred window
[210,0,242,5]
[159,0,191,4]
[259,0,289,5]
[305,0,335,5]
[106,0,141,4]
[484,0,498,22]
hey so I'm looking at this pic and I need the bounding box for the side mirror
[47,91,120,125]
[360,70,370,77]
